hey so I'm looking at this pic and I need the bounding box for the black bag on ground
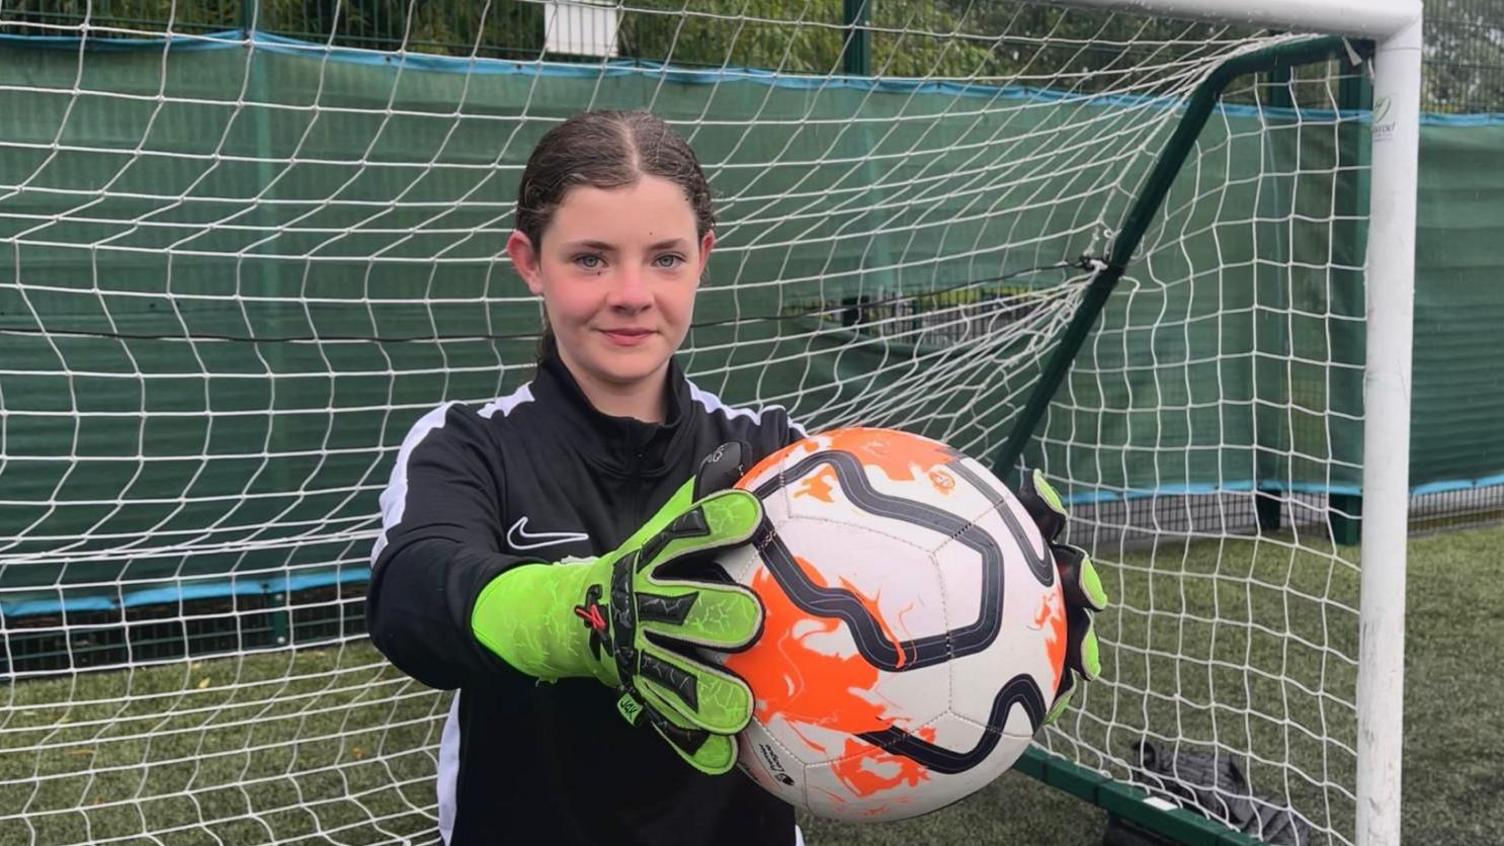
[1119,739,1313,846]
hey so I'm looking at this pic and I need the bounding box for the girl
[367,110,1105,846]
[367,110,806,845]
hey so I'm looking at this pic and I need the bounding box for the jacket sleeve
[738,405,808,466]
[366,402,533,691]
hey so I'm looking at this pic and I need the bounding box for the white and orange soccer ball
[710,427,1067,822]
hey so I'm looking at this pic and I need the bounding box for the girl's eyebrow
[561,238,689,252]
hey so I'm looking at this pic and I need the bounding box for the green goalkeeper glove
[470,443,765,775]
[1017,469,1110,725]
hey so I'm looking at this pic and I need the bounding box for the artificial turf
[2,524,1498,845]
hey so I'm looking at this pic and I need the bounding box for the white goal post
[1026,3,1421,846]
[1100,4,1416,845]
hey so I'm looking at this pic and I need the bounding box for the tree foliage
[0,0,1499,112]
[1424,0,1504,113]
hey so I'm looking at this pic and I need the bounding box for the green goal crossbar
[999,35,1375,846]
[992,35,1370,482]
[1016,748,1267,846]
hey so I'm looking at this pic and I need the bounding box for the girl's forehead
[548,177,699,240]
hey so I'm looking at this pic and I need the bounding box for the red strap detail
[574,603,607,633]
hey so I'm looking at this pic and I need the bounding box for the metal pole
[1040,0,1419,39]
[991,36,1357,481]
[842,0,870,77]
[241,0,258,36]
[1355,11,1421,846]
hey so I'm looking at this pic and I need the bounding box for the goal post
[989,5,1420,845]
[0,2,1422,845]
[1353,15,1420,846]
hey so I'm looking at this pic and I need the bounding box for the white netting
[0,2,1378,844]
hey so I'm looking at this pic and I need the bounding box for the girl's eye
[654,254,685,268]
[574,254,603,270]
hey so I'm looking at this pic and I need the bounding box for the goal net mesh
[0,2,1370,843]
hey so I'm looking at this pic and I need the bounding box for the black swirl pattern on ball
[854,674,1048,774]
[749,446,1054,773]
[947,460,1055,587]
[752,449,1048,670]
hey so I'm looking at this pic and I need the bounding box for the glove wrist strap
[471,560,610,683]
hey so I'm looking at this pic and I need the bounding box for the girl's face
[508,175,713,401]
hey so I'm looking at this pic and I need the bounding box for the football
[711,427,1066,821]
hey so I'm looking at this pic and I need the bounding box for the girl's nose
[607,265,652,311]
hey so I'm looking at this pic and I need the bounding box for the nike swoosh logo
[506,516,590,551]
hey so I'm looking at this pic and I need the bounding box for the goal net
[0,2,1409,844]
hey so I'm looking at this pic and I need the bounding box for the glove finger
[1018,469,1067,541]
[636,642,755,735]
[637,580,764,652]
[693,441,752,499]
[1053,543,1108,612]
[1064,604,1102,682]
[636,489,763,571]
[643,706,740,776]
[1044,671,1077,726]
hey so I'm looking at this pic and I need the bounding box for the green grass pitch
[2,524,1499,845]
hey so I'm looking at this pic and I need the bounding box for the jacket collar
[531,352,694,478]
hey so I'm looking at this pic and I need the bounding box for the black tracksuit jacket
[367,352,804,845]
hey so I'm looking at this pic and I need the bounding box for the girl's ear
[697,229,715,278]
[507,230,545,296]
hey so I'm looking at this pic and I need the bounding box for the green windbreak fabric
[1411,121,1504,492]
[1025,111,1368,498]
[0,33,1500,610]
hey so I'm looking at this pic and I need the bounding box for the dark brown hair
[514,110,715,361]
